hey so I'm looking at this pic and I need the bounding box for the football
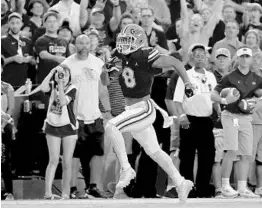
[238,98,257,114]
[220,87,240,98]
[254,88,262,98]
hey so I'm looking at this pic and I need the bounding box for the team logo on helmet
[116,24,146,55]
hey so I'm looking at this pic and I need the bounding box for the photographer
[40,65,78,200]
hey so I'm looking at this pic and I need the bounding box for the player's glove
[184,82,195,98]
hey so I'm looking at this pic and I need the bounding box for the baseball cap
[188,43,206,54]
[58,19,73,34]
[236,47,252,57]
[215,48,231,58]
[250,3,262,13]
[43,11,59,22]
[8,12,22,21]
[91,7,104,15]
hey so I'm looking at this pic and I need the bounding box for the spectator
[61,34,109,199]
[32,9,59,43]
[223,4,237,22]
[173,44,217,197]
[35,11,68,84]
[13,0,31,36]
[166,19,183,53]
[250,89,262,197]
[141,8,169,54]
[1,0,12,36]
[1,12,35,88]
[243,29,261,53]
[130,7,141,25]
[242,3,262,41]
[80,0,121,47]
[39,65,78,200]
[243,29,262,71]
[50,0,81,37]
[211,48,231,198]
[111,13,134,45]
[1,58,15,201]
[22,0,47,40]
[57,20,76,55]
[103,0,127,25]
[211,46,262,198]
[180,0,223,63]
[211,20,243,62]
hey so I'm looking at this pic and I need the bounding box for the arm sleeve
[145,47,162,75]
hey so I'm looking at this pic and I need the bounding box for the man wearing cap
[211,20,243,63]
[35,11,69,84]
[1,12,34,88]
[211,46,262,198]
[211,48,231,198]
[173,43,218,197]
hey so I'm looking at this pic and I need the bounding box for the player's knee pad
[256,160,262,166]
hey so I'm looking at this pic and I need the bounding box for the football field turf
[2,198,262,208]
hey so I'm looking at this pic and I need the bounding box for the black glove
[185,85,194,98]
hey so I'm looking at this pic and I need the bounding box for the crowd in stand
[1,0,262,201]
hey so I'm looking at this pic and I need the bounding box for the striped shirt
[107,77,126,116]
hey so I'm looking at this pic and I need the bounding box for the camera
[57,72,64,79]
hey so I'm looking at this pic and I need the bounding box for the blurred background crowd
[1,0,262,201]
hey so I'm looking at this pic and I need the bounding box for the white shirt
[51,1,81,36]
[173,67,217,117]
[62,54,104,123]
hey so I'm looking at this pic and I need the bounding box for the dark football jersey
[117,47,162,98]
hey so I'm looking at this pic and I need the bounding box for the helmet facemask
[116,33,138,55]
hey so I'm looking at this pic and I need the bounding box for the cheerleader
[40,64,78,199]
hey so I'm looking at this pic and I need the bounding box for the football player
[105,24,194,202]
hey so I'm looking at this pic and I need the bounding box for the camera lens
[58,72,64,79]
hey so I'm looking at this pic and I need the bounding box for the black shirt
[214,68,262,114]
[35,35,69,84]
[1,34,33,87]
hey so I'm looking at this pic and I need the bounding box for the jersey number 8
[122,67,136,88]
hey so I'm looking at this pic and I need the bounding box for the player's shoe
[255,187,262,197]
[239,188,260,198]
[116,167,136,189]
[61,194,70,200]
[44,194,61,200]
[113,187,130,199]
[176,180,194,203]
[221,186,239,198]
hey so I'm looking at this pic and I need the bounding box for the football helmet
[116,24,147,55]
